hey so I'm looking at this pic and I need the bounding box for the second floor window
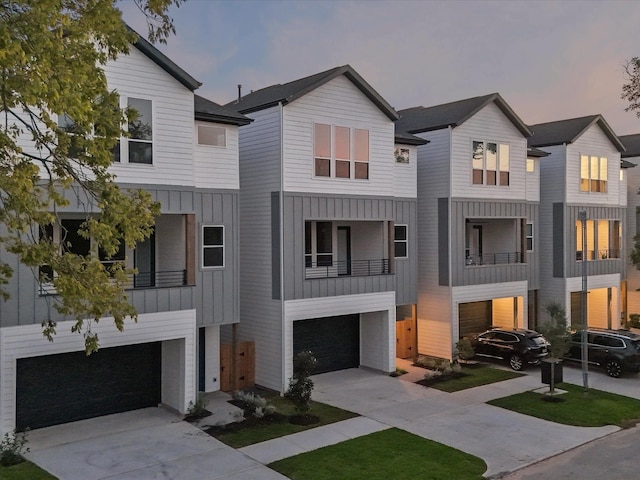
[472,141,510,186]
[305,221,333,267]
[314,123,369,180]
[198,125,226,147]
[575,219,620,260]
[526,223,534,251]
[202,226,224,268]
[127,97,153,164]
[394,225,408,258]
[580,155,607,193]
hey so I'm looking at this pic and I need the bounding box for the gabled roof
[226,65,399,121]
[619,134,640,158]
[528,115,625,152]
[527,147,550,158]
[127,26,202,91]
[621,159,636,169]
[395,129,429,146]
[194,95,252,126]
[396,93,531,137]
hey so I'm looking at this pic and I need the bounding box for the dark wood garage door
[293,315,359,374]
[16,342,161,431]
[459,301,492,338]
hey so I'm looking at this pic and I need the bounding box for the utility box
[541,359,563,385]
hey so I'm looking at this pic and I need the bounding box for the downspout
[279,101,286,393]
[448,125,454,359]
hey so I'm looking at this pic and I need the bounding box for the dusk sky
[120,0,640,136]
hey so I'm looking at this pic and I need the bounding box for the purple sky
[120,0,640,135]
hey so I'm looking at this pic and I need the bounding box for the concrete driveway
[25,407,286,480]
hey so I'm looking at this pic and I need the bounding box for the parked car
[470,328,549,371]
[564,329,640,378]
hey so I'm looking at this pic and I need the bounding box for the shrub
[628,313,640,328]
[285,351,317,415]
[232,390,278,418]
[455,338,475,362]
[0,430,29,467]
[186,393,209,417]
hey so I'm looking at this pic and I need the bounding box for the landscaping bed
[416,363,524,392]
[0,460,57,480]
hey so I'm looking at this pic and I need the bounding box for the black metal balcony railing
[130,270,187,288]
[465,252,523,266]
[305,259,390,279]
[576,249,620,261]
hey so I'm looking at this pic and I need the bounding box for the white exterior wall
[283,291,395,391]
[565,124,621,206]
[566,274,621,329]
[619,166,628,207]
[526,157,541,203]
[0,309,196,435]
[450,102,528,201]
[104,46,195,187]
[393,144,418,198]
[194,122,240,190]
[281,76,395,196]
[203,325,220,392]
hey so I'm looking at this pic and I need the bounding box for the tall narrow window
[499,144,510,185]
[580,154,607,192]
[394,225,408,258]
[316,221,333,266]
[128,98,153,164]
[335,126,350,178]
[354,128,369,179]
[472,141,484,184]
[526,158,535,172]
[486,143,497,185]
[314,123,331,177]
[202,226,224,268]
[526,223,534,252]
[305,221,312,267]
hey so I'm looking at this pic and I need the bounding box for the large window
[575,219,620,260]
[394,225,408,258]
[472,140,510,186]
[304,221,333,267]
[314,123,369,180]
[202,226,224,268]
[198,125,226,147]
[127,98,153,164]
[580,155,607,193]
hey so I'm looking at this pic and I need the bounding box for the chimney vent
[237,84,242,103]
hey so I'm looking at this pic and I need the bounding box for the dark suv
[564,329,640,378]
[470,328,549,371]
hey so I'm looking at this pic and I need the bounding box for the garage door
[293,315,359,374]
[16,342,161,430]
[459,301,492,338]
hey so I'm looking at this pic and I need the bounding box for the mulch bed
[204,411,288,436]
[415,372,468,388]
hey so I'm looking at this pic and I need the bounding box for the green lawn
[0,461,57,480]
[418,364,524,392]
[268,428,486,480]
[488,383,640,427]
[206,395,358,448]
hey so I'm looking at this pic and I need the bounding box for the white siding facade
[194,122,240,190]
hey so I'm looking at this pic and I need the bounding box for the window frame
[580,154,607,193]
[395,147,410,164]
[526,222,534,252]
[197,124,227,147]
[394,224,408,259]
[111,96,154,165]
[304,221,334,268]
[471,140,510,186]
[313,123,370,180]
[202,225,225,269]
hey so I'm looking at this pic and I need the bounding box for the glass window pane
[499,171,509,186]
[395,148,410,164]
[204,247,223,267]
[355,162,368,179]
[472,169,483,185]
[305,222,311,255]
[600,157,607,181]
[129,141,152,164]
[354,129,369,162]
[61,219,91,256]
[315,158,330,176]
[487,171,496,185]
[314,123,331,158]
[499,144,509,172]
[336,160,350,178]
[203,227,223,246]
[395,242,407,258]
[335,126,350,160]
[316,222,332,254]
[395,225,407,241]
[526,158,535,172]
[472,141,484,170]
[526,223,533,236]
[486,143,497,171]
[198,125,226,146]
[128,98,152,140]
[590,156,599,180]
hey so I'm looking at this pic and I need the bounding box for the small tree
[285,351,317,415]
[537,303,572,394]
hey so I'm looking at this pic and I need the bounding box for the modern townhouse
[620,134,640,320]
[396,93,538,363]
[0,33,250,434]
[528,115,626,329]
[226,65,423,392]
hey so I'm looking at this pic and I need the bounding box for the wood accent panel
[220,341,255,391]
[396,316,416,359]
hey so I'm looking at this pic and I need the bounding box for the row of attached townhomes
[1,28,638,434]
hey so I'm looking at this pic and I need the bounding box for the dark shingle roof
[395,130,429,146]
[621,159,636,168]
[527,147,550,158]
[226,65,398,121]
[620,134,640,158]
[528,115,624,152]
[396,93,531,137]
[194,95,251,126]
[127,26,202,91]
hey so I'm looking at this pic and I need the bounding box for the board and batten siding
[565,124,622,206]
[394,199,418,305]
[237,106,285,391]
[0,309,196,434]
[281,76,395,197]
[104,46,195,187]
[194,122,240,190]
[393,144,418,198]
[450,102,528,201]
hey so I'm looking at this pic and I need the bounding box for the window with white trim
[526,158,535,172]
[472,140,510,186]
[198,125,226,147]
[304,221,333,267]
[202,225,224,268]
[314,123,369,179]
[580,154,607,192]
[526,223,534,252]
[395,147,410,164]
[394,225,408,258]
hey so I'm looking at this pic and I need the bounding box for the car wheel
[605,359,622,378]
[509,354,524,371]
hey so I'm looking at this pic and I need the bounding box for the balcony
[305,259,390,279]
[465,252,524,266]
[129,270,187,288]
